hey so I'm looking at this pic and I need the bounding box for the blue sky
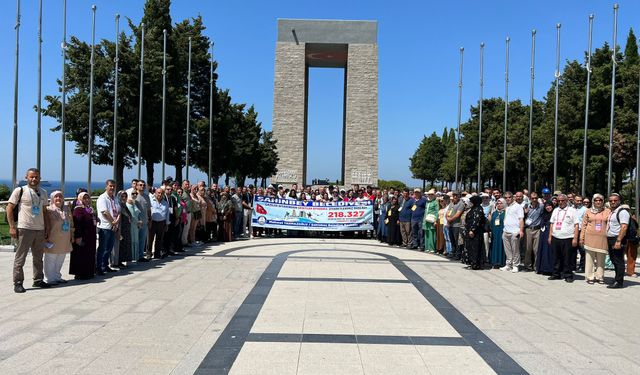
[0,0,638,187]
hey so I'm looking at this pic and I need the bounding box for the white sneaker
[511,267,519,273]
[499,266,511,272]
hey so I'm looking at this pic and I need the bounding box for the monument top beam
[277,19,377,45]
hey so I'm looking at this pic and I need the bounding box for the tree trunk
[422,180,425,190]
[175,165,183,184]
[114,158,124,192]
[261,178,265,188]
[145,162,155,189]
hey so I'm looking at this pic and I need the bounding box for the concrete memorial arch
[271,19,379,187]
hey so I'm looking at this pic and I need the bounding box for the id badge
[387,210,391,216]
[525,218,532,226]
[411,205,417,211]
[384,218,389,225]
[555,221,562,231]
[595,223,602,232]
[494,219,500,226]
[62,221,70,232]
[169,207,174,214]
[32,205,41,216]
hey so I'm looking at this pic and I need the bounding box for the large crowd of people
[7,167,638,293]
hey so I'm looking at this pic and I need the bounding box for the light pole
[137,23,145,179]
[454,47,463,190]
[477,42,484,190]
[208,42,214,187]
[582,15,594,197]
[161,29,167,181]
[11,0,21,189]
[553,24,561,191]
[185,37,192,181]
[36,0,42,171]
[60,0,67,193]
[607,4,619,197]
[87,4,97,194]
[113,14,120,181]
[502,37,510,191]
[528,30,536,193]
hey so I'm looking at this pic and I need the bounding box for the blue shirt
[411,197,427,222]
[399,198,414,222]
[150,195,169,224]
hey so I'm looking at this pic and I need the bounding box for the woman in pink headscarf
[44,191,73,284]
[69,192,97,280]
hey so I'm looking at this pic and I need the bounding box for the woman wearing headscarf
[69,192,97,280]
[218,193,234,242]
[465,195,486,270]
[580,194,610,284]
[535,200,555,275]
[386,196,401,246]
[436,198,447,255]
[377,195,389,242]
[488,198,507,268]
[127,191,143,262]
[459,197,472,263]
[44,191,73,284]
[422,189,439,253]
[116,190,133,266]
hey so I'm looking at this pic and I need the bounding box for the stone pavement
[1,238,640,374]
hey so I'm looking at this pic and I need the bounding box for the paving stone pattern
[1,238,639,374]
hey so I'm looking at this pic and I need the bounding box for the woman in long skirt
[69,192,97,280]
[489,198,506,268]
[116,190,132,266]
[536,201,555,275]
[465,195,486,269]
[386,196,401,246]
[377,195,389,242]
[436,198,446,254]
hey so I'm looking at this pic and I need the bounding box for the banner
[252,196,374,231]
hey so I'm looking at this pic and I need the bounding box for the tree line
[43,0,278,190]
[411,29,640,196]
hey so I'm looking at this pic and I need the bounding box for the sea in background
[0,180,105,198]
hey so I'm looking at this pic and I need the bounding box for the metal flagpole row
[607,4,619,197]
[185,37,192,181]
[502,37,509,191]
[208,42,214,187]
[60,0,67,194]
[137,23,145,180]
[161,29,167,181]
[454,47,463,190]
[582,15,594,197]
[11,0,21,189]
[477,43,484,190]
[553,24,561,191]
[527,30,536,193]
[113,14,120,183]
[87,4,96,195]
[36,0,42,172]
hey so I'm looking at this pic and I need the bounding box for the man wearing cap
[542,188,552,203]
[422,189,439,252]
[409,188,427,250]
[446,191,465,259]
[398,188,414,248]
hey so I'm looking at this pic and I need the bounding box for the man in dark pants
[409,188,427,250]
[606,193,628,289]
[148,187,169,259]
[548,194,579,283]
[163,185,182,254]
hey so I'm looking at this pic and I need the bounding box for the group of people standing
[7,168,257,293]
[374,186,637,289]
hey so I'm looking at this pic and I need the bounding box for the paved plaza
[1,238,640,374]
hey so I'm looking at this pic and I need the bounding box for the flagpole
[113,14,120,181]
[60,0,67,194]
[137,23,145,180]
[208,41,214,187]
[636,34,640,216]
[454,47,463,190]
[161,29,167,181]
[185,37,192,181]
[87,4,96,194]
[553,24,561,191]
[528,30,536,193]
[11,0,21,189]
[36,0,42,171]
[477,42,484,190]
[607,4,619,197]
[502,37,510,191]
[582,15,594,197]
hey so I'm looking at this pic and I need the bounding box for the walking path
[1,238,639,374]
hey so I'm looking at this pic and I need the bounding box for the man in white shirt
[547,194,579,283]
[501,192,525,273]
[96,179,120,275]
[606,193,629,288]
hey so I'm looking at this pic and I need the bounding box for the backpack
[4,186,24,224]
[617,208,639,244]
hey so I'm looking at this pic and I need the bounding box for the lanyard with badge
[555,209,567,231]
[61,206,70,232]
[29,188,41,216]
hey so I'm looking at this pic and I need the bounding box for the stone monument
[271,19,378,187]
